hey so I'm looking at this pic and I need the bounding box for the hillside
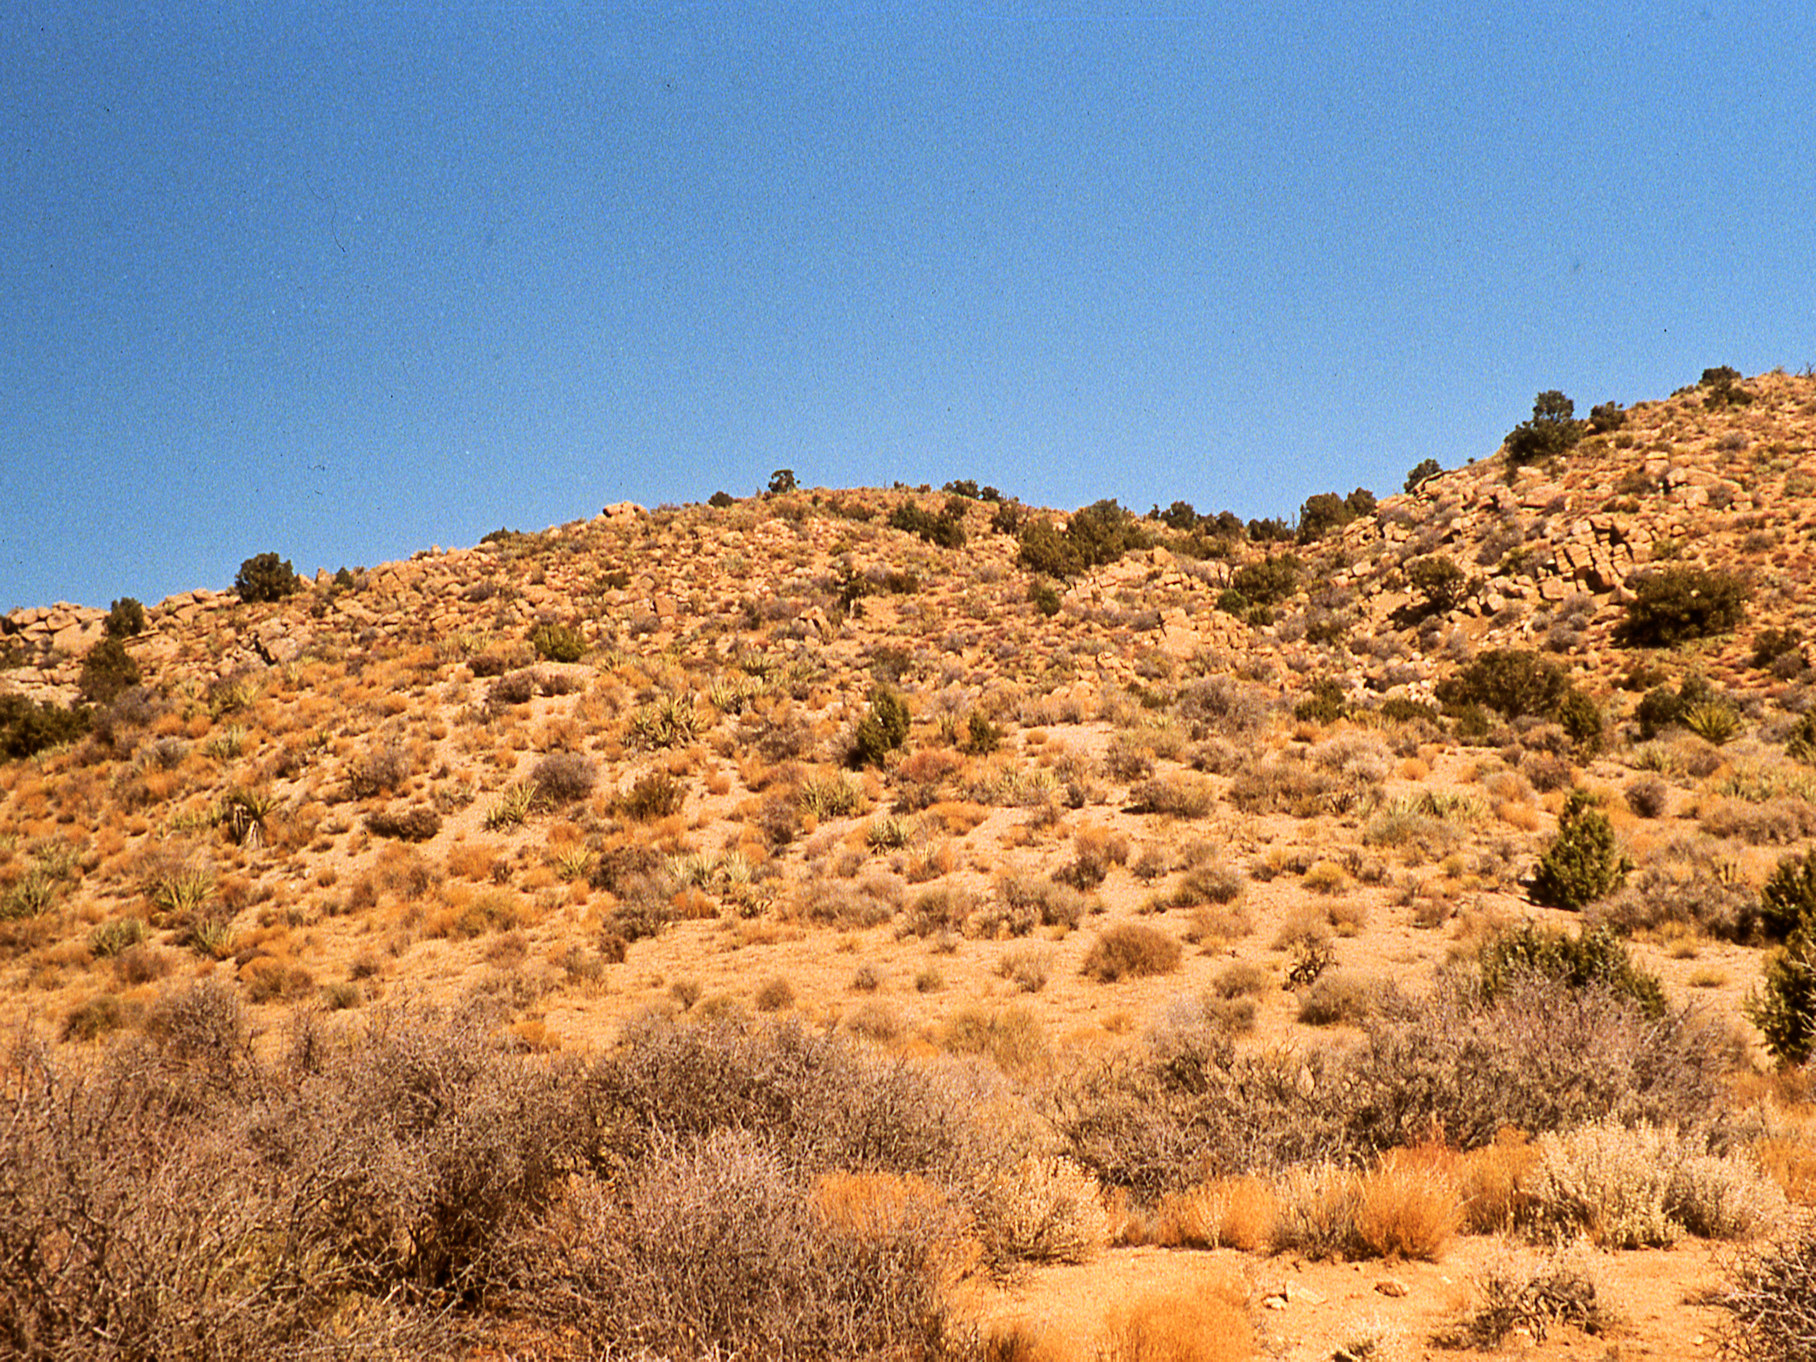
[4,367,1816,1360]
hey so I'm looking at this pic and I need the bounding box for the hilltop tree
[1503,390,1584,467]
[234,553,301,604]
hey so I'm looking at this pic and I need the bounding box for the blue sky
[3,2,1812,610]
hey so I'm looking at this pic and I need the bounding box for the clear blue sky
[4,2,1812,610]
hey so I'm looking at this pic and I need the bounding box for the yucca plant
[1682,701,1742,746]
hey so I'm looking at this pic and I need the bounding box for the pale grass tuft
[1155,1175,1280,1252]
[982,1155,1110,1265]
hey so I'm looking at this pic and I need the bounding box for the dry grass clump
[1093,1278,1255,1362]
[1295,970,1386,1027]
[938,1005,1051,1079]
[1082,923,1182,982]
[1353,1146,1462,1259]
[1155,1175,1281,1251]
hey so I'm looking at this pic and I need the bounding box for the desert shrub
[851,688,911,768]
[1759,850,1816,943]
[1296,971,1382,1027]
[1435,1254,1606,1349]
[1477,921,1664,1017]
[1404,457,1442,492]
[348,742,413,798]
[799,879,899,929]
[1624,775,1670,818]
[1748,927,1816,1065]
[104,596,146,638]
[1228,553,1300,606]
[905,886,974,937]
[978,1154,1108,1266]
[1128,772,1215,818]
[0,694,90,760]
[992,874,1088,932]
[527,621,586,662]
[618,770,684,820]
[1292,676,1347,725]
[233,551,300,603]
[1082,924,1181,982]
[1633,672,1720,738]
[1596,856,1759,943]
[1528,1119,1785,1248]
[1436,648,1569,720]
[365,806,442,842]
[1787,712,1816,764]
[1529,790,1630,911]
[1556,688,1604,753]
[530,751,597,804]
[1175,675,1270,738]
[1503,390,1584,467]
[1719,1221,1816,1362]
[1683,700,1743,745]
[78,637,141,705]
[1617,567,1751,647]
[1352,1148,1461,1260]
[1405,553,1472,614]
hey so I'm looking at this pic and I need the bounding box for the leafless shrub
[529,751,597,804]
[366,805,443,841]
[1175,676,1271,739]
[1082,924,1182,982]
[348,742,413,798]
[1625,775,1671,818]
[1718,1221,1816,1362]
[985,874,1088,935]
[512,1130,965,1361]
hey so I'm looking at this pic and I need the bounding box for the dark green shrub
[1016,519,1081,577]
[1753,627,1803,671]
[1530,790,1631,911]
[1435,648,1569,720]
[1293,676,1347,725]
[1028,581,1061,616]
[1759,851,1816,944]
[708,490,736,508]
[527,621,586,662]
[104,597,145,638]
[1633,673,1720,738]
[1701,365,1755,408]
[0,694,90,760]
[1747,925,1816,1066]
[941,478,980,498]
[1403,458,1442,493]
[1405,554,1472,614]
[962,712,1001,755]
[1789,713,1816,764]
[332,566,358,591]
[1229,553,1301,606]
[1588,401,1627,433]
[1065,499,1148,567]
[767,469,797,494]
[1247,516,1294,543]
[1556,688,1604,754]
[1477,921,1664,1017]
[78,637,140,705]
[1503,390,1585,467]
[234,552,301,603]
[887,501,965,549]
[851,688,910,768]
[1297,493,1351,543]
[1616,567,1750,647]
